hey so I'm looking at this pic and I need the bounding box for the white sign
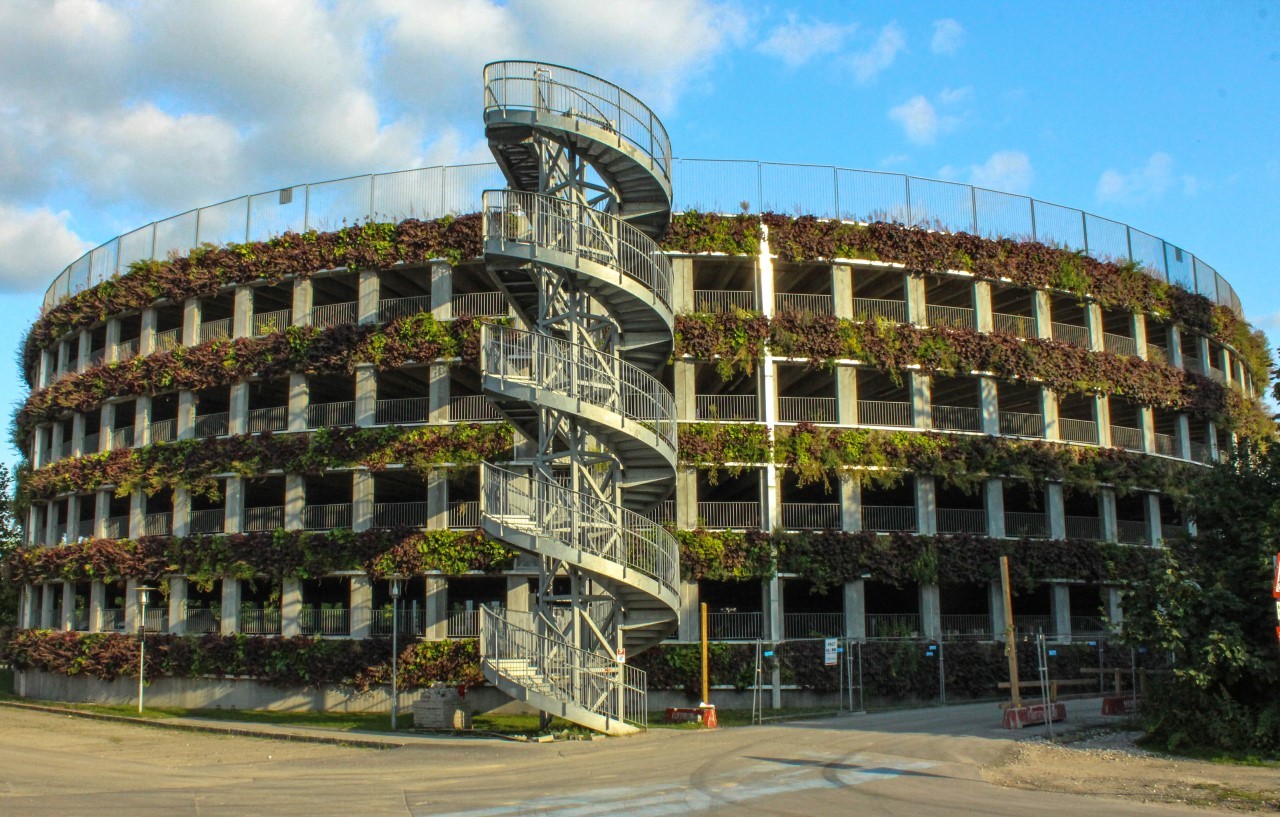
[617,648,626,665]
[824,639,838,666]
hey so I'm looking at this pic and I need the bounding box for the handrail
[482,188,673,310]
[483,60,672,185]
[480,606,648,729]
[482,463,679,598]
[481,324,676,449]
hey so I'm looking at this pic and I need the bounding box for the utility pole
[1000,556,1021,708]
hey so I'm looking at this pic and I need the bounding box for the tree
[1121,444,1280,754]
[0,463,20,632]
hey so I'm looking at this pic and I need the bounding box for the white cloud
[945,151,1034,194]
[849,23,906,83]
[0,206,91,292]
[938,86,973,105]
[757,15,855,68]
[888,96,939,145]
[931,19,965,55]
[1096,152,1196,203]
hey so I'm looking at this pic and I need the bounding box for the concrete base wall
[15,670,535,716]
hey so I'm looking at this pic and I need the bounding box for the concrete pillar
[229,382,249,436]
[104,320,121,364]
[78,329,91,372]
[1046,482,1066,540]
[1041,388,1058,441]
[910,372,931,430]
[1105,586,1124,630]
[358,270,379,325]
[915,476,937,535]
[836,367,857,425]
[1167,325,1184,368]
[430,261,452,319]
[225,477,244,533]
[38,349,51,389]
[17,585,31,629]
[843,579,866,640]
[292,278,313,326]
[99,403,114,452]
[759,231,775,319]
[673,360,697,421]
[670,257,693,313]
[1131,312,1148,361]
[424,576,448,640]
[31,427,46,470]
[839,476,862,531]
[352,471,373,532]
[1138,406,1155,454]
[764,576,784,641]
[90,581,106,632]
[183,298,201,347]
[1206,420,1220,461]
[94,491,110,540]
[285,475,305,531]
[675,469,697,529]
[428,364,450,423]
[177,391,196,439]
[985,478,1006,539]
[220,579,241,634]
[832,264,853,319]
[355,366,377,427]
[989,581,1006,641]
[288,374,309,432]
[427,471,448,530]
[974,280,993,333]
[1175,415,1191,460]
[350,574,373,639]
[1145,493,1163,545]
[60,582,74,631]
[128,488,144,539]
[904,274,927,325]
[139,308,158,356]
[71,413,86,457]
[1095,395,1112,447]
[979,377,999,435]
[124,578,139,633]
[168,577,187,635]
[40,583,54,629]
[232,286,252,339]
[919,584,941,641]
[678,580,700,641]
[134,395,151,447]
[1085,303,1104,352]
[1032,290,1052,340]
[56,339,70,376]
[1050,583,1072,643]
[1195,335,1211,373]
[281,577,302,637]
[172,488,191,538]
[1100,489,1119,542]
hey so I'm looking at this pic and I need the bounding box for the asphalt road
[0,701,1213,817]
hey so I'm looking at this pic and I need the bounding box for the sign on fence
[824,639,838,666]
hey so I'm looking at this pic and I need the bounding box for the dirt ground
[987,730,1280,812]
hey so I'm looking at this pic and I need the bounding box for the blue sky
[2,0,1278,464]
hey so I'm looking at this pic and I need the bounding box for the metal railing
[372,501,427,528]
[693,290,756,312]
[378,294,433,323]
[694,394,758,421]
[857,399,912,427]
[1059,417,1099,444]
[85,348,105,369]
[109,426,135,449]
[81,432,100,455]
[103,516,128,539]
[1206,364,1226,384]
[189,508,225,534]
[931,404,981,432]
[154,327,182,352]
[926,303,976,329]
[75,519,94,540]
[992,312,1034,337]
[1110,425,1144,452]
[696,501,761,529]
[481,606,649,729]
[449,501,480,529]
[482,325,676,448]
[483,464,679,596]
[300,607,350,637]
[198,318,232,343]
[999,411,1044,437]
[1188,440,1211,463]
[777,395,838,424]
[252,308,292,336]
[309,301,358,329]
[865,613,921,638]
[183,606,221,634]
[642,500,676,526]
[373,396,432,425]
[774,292,834,315]
[1065,515,1102,541]
[243,505,284,532]
[195,412,230,437]
[142,512,172,537]
[449,394,502,421]
[447,608,500,638]
[783,612,842,638]
[851,297,907,323]
[1051,322,1090,348]
[306,401,355,429]
[1005,511,1048,539]
[103,608,125,631]
[302,503,352,530]
[239,607,282,635]
[451,291,509,318]
[936,507,987,534]
[112,337,140,362]
[248,406,287,433]
[707,611,764,641]
[1013,615,1055,637]
[1103,332,1138,356]
[779,503,840,530]
[1146,343,1169,364]
[482,189,672,310]
[148,418,177,443]
[1116,520,1148,544]
[55,439,72,460]
[371,608,425,637]
[1154,432,1180,457]
[861,505,917,532]
[940,614,992,639]
[1070,616,1110,635]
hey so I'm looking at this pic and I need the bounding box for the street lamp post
[136,585,157,714]
[389,576,403,731]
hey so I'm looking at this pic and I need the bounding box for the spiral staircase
[476,61,680,735]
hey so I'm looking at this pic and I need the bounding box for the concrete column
[124,578,139,633]
[128,488,144,539]
[761,357,780,532]
[670,258,693,314]
[1100,489,1119,542]
[168,577,187,635]
[40,583,54,628]
[979,377,1000,435]
[78,329,92,371]
[1206,420,1220,461]
[183,298,201,347]
[974,280,993,333]
[229,382,249,436]
[233,286,252,339]
[758,231,775,318]
[172,488,191,538]
[350,574,373,639]
[281,577,302,637]
[17,585,31,629]
[358,270,379,325]
[910,372,931,430]
[430,261,452,319]
[1105,586,1124,630]
[134,395,151,447]
[1095,395,1112,447]
[220,579,241,634]
[989,581,1006,641]
[38,349,51,389]
[70,413,86,457]
[843,579,866,640]
[352,471,373,532]
[427,471,448,529]
[45,500,59,545]
[1085,303,1104,352]
[1195,335,1211,373]
[673,360,697,421]
[292,278,313,326]
[1041,388,1058,441]
[1139,406,1156,454]
[1145,493,1163,545]
[1050,583,1072,643]
[57,339,70,375]
[288,374,309,432]
[840,476,862,531]
[61,582,75,631]
[836,367,857,425]
[1221,348,1234,388]
[985,478,1006,539]
[1132,312,1148,361]
[832,264,853,320]
[428,364,450,423]
[31,427,46,470]
[904,274,926,325]
[764,576,784,642]
[354,365,376,427]
[1046,483,1066,540]
[104,320,121,364]
[139,308,158,356]
[94,491,110,540]
[225,477,244,533]
[1032,291,1052,340]
[284,475,305,531]
[915,476,937,535]
[177,391,196,439]
[424,576,448,640]
[90,581,106,632]
[919,584,941,641]
[99,403,115,452]
[678,579,700,641]
[675,469,697,529]
[1167,325,1184,368]
[1175,415,1191,460]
